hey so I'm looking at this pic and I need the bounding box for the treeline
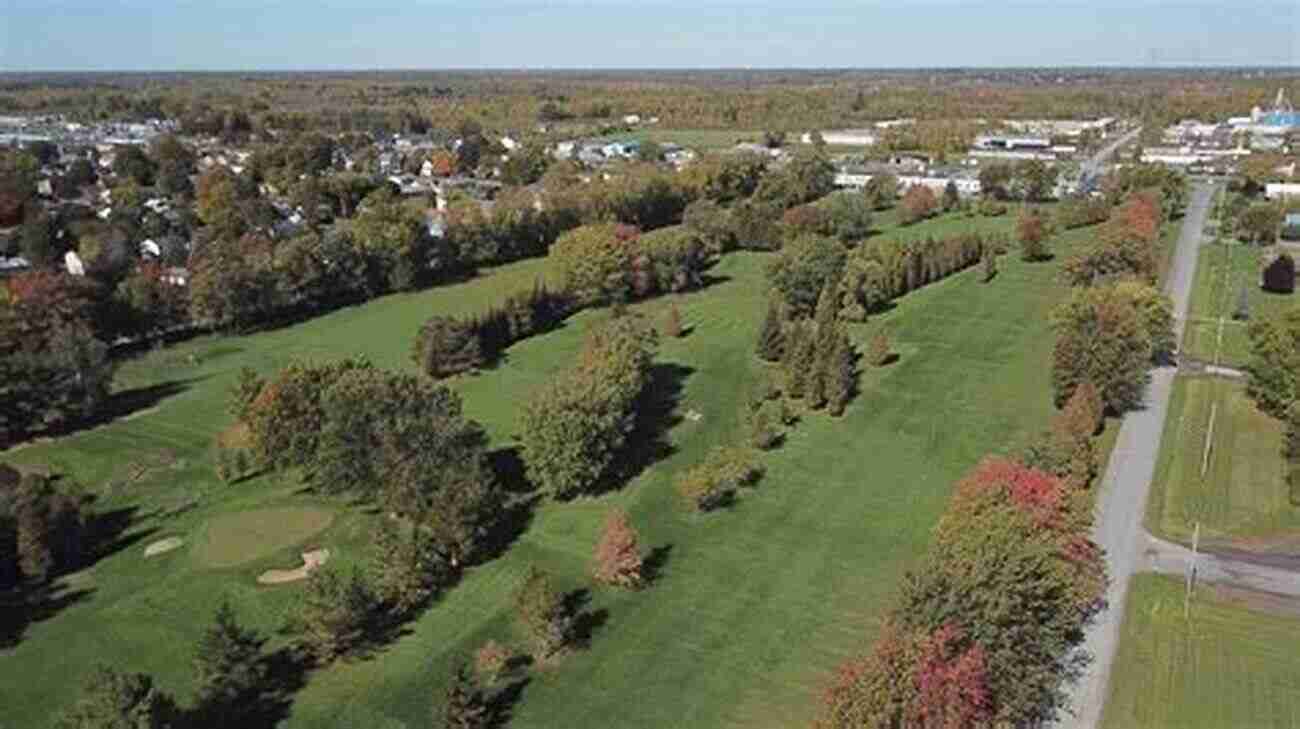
[1246,309,1300,502]
[820,458,1104,728]
[817,181,1182,726]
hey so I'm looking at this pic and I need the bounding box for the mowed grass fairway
[1146,376,1294,546]
[1181,242,1297,368]
[4,212,1090,728]
[1102,574,1300,729]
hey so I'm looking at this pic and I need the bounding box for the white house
[802,129,878,147]
[500,136,520,152]
[139,239,162,258]
[1265,183,1300,200]
[623,114,642,125]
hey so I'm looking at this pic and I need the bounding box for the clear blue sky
[2,1,1297,71]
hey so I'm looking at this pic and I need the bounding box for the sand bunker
[144,537,185,558]
[257,548,330,585]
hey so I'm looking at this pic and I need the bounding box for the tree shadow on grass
[0,582,95,650]
[487,676,532,729]
[189,644,312,729]
[472,447,541,567]
[643,544,673,585]
[592,362,694,497]
[563,588,610,651]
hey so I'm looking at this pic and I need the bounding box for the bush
[676,446,763,512]
[413,315,484,379]
[898,185,939,225]
[1262,253,1296,294]
[1017,210,1052,262]
[591,508,644,589]
[749,399,787,450]
[1289,466,1300,507]
[513,567,572,659]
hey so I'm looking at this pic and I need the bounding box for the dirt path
[1055,180,1216,729]
[1143,535,1300,598]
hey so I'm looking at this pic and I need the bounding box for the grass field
[1102,574,1300,729]
[1181,242,1297,368]
[3,210,1094,729]
[1146,376,1293,546]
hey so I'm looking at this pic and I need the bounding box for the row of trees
[820,458,1105,728]
[519,315,658,500]
[765,230,994,323]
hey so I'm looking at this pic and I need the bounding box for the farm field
[1145,376,1293,546]
[1181,242,1297,368]
[4,209,1094,729]
[1102,574,1300,729]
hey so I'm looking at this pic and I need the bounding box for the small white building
[1265,183,1300,200]
[64,251,85,277]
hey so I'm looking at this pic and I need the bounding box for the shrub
[676,446,763,512]
[1289,466,1300,508]
[981,248,997,282]
[513,566,572,659]
[866,328,892,367]
[1262,253,1296,294]
[662,303,683,338]
[1246,309,1300,417]
[413,315,484,379]
[749,399,786,450]
[474,640,512,685]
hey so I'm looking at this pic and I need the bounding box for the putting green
[194,506,336,568]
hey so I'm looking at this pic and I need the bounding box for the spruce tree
[825,331,857,416]
[194,601,267,720]
[756,298,785,361]
[442,661,489,729]
[783,322,817,399]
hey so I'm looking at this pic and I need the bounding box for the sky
[1,1,1298,71]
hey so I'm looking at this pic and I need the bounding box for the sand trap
[257,548,330,585]
[144,537,184,558]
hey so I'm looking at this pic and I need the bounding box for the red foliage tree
[591,508,644,588]
[909,623,993,729]
[1114,191,1162,245]
[899,185,939,225]
[957,457,1065,529]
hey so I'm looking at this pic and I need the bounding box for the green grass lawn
[1102,574,1300,729]
[1181,242,1298,368]
[1146,376,1293,546]
[3,211,1092,729]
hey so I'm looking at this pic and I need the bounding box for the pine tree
[756,298,785,362]
[866,327,892,367]
[442,661,489,729]
[783,322,817,399]
[194,601,267,720]
[592,508,644,589]
[825,331,857,416]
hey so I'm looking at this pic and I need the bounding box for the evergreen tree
[442,661,489,729]
[755,298,785,362]
[57,664,177,729]
[194,601,266,721]
[299,566,375,662]
[783,322,817,398]
[825,331,857,416]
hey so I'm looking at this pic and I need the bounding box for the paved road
[1058,181,1216,729]
[1144,535,1300,598]
[1078,126,1143,187]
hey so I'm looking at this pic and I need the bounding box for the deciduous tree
[592,508,644,589]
